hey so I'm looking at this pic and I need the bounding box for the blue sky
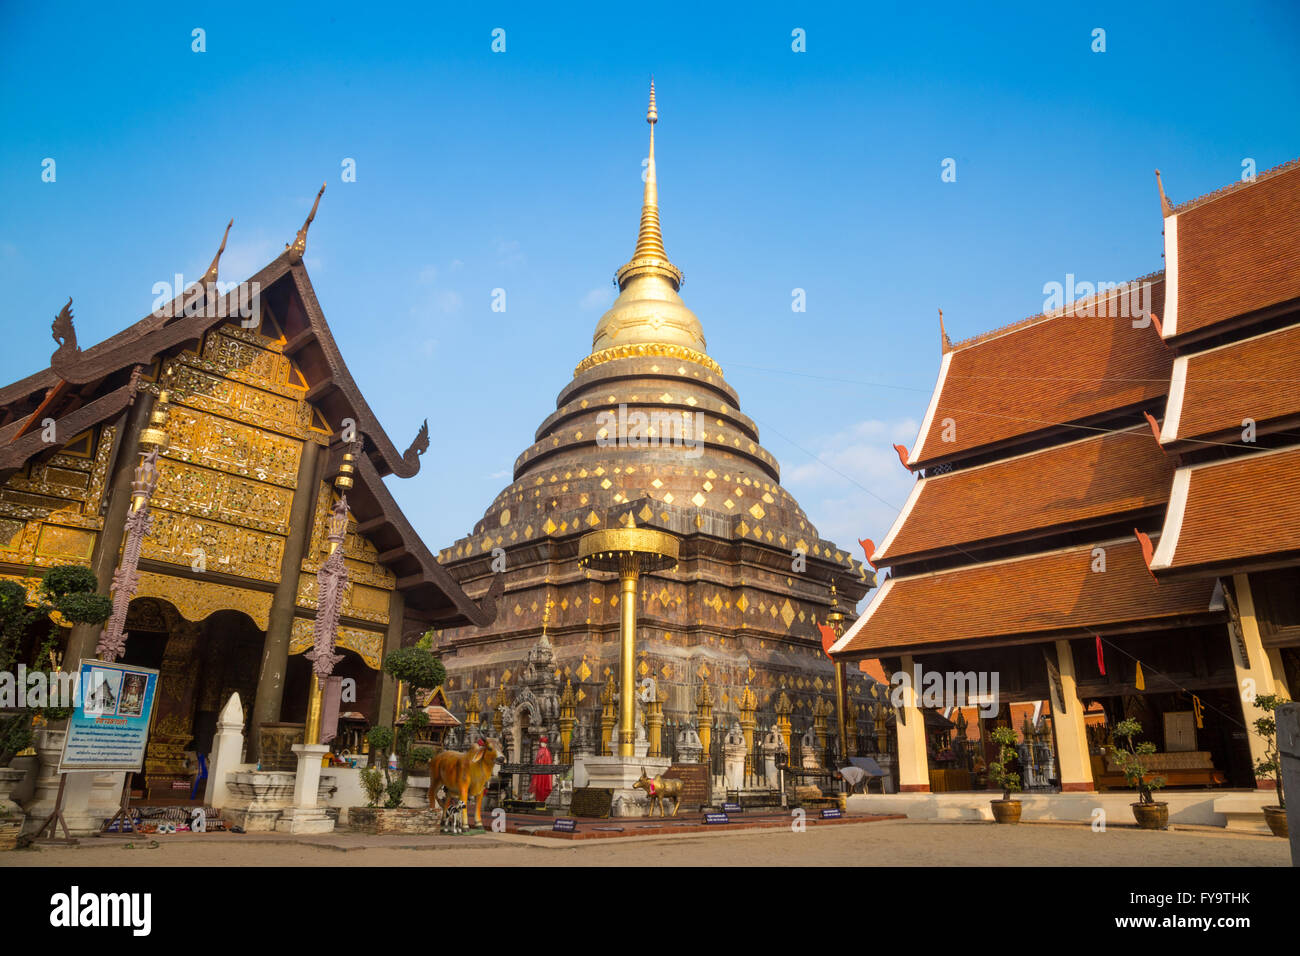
[3,2,1298,602]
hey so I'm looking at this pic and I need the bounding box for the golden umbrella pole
[578,521,679,759]
[828,582,848,760]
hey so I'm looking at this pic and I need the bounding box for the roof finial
[631,77,667,266]
[203,219,234,287]
[939,307,953,354]
[288,183,326,264]
[1154,169,1172,217]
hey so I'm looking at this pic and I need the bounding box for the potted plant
[0,567,111,849]
[1251,694,1288,838]
[347,635,446,834]
[1110,718,1167,829]
[987,726,1023,823]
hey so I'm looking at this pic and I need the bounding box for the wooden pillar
[64,395,156,667]
[376,587,404,729]
[1051,639,1095,792]
[251,440,322,750]
[896,655,931,792]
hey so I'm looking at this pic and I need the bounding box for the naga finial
[202,219,234,287]
[51,297,78,355]
[1154,169,1172,217]
[287,183,326,263]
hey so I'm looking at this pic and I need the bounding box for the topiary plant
[987,725,1023,802]
[1252,694,1289,809]
[382,646,446,695]
[1110,718,1166,805]
[379,645,446,806]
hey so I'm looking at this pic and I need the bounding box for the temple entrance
[282,645,380,756]
[118,599,266,802]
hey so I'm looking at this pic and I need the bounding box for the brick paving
[1,817,1289,867]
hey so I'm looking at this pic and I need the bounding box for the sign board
[665,763,710,810]
[703,812,730,825]
[59,659,159,772]
[570,787,614,818]
[821,808,843,819]
[721,801,742,814]
[552,817,577,833]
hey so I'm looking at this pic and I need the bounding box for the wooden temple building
[431,84,877,753]
[832,158,1300,795]
[0,193,497,794]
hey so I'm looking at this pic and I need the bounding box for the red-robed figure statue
[531,735,554,803]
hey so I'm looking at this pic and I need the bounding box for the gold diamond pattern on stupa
[638,504,653,522]
[749,503,765,520]
[543,518,557,535]
[651,478,663,489]
[736,594,748,612]
[601,478,612,489]
[577,659,592,681]
[780,599,795,629]
[691,492,706,507]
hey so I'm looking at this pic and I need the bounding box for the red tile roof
[832,538,1219,657]
[909,278,1169,468]
[1152,444,1300,577]
[879,428,1173,564]
[1162,322,1300,445]
[1166,162,1300,340]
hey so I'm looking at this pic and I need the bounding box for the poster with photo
[59,659,159,772]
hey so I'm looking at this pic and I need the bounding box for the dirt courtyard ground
[2,819,1290,867]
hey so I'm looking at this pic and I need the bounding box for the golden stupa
[435,82,873,730]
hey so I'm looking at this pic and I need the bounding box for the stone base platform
[848,789,1279,829]
[579,755,670,817]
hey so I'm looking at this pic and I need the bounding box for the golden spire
[588,80,707,361]
[633,78,666,262]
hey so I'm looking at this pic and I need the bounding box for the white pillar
[1051,640,1095,792]
[275,744,334,833]
[1233,574,1287,790]
[896,655,931,792]
[205,692,244,809]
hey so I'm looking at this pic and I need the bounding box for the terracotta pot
[1131,801,1168,830]
[990,799,1021,824]
[1262,806,1288,839]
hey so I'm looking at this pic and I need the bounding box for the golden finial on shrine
[334,451,355,492]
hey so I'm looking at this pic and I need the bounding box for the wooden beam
[356,515,390,535]
[305,380,336,404]
[376,546,409,565]
[282,327,317,356]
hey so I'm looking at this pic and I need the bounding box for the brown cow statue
[633,767,683,817]
[428,737,501,830]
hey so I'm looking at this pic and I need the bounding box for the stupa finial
[632,77,666,263]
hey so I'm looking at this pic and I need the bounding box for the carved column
[251,439,321,752]
[739,683,757,774]
[558,679,576,761]
[63,393,155,667]
[646,688,664,758]
[776,690,793,756]
[599,672,617,756]
[696,679,713,760]
[376,587,404,729]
